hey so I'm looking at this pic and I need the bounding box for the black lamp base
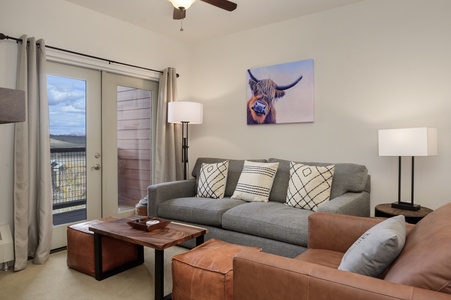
[391,201,421,211]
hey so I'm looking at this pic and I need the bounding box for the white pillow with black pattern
[231,161,279,202]
[286,162,335,211]
[196,161,229,199]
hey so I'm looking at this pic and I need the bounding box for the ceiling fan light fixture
[169,0,197,10]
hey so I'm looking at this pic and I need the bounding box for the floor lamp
[168,101,203,180]
[378,127,437,211]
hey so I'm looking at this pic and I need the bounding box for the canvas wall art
[246,59,314,125]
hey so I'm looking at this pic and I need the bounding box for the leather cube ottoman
[172,239,261,300]
[67,217,139,277]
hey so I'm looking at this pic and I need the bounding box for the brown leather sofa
[233,203,451,300]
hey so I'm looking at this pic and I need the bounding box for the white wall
[188,0,451,212]
[1,0,450,230]
[0,0,193,227]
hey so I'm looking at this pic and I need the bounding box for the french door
[47,62,158,249]
[102,72,158,218]
[47,61,102,249]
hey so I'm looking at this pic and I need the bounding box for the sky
[47,75,86,136]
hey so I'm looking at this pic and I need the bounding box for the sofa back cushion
[192,158,267,198]
[383,203,451,294]
[268,158,369,203]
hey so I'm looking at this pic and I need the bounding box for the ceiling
[66,0,363,44]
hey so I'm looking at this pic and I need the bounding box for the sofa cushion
[231,161,279,202]
[295,249,344,269]
[286,162,335,211]
[222,201,313,246]
[268,158,368,203]
[383,203,451,294]
[192,158,267,197]
[157,197,246,227]
[197,161,229,199]
[338,215,406,277]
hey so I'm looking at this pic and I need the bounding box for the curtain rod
[0,33,179,78]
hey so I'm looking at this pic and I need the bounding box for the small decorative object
[127,217,171,232]
[378,127,438,211]
[246,59,314,125]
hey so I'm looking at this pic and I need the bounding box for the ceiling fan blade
[201,0,237,11]
[173,8,186,20]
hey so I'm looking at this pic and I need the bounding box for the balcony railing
[51,147,87,226]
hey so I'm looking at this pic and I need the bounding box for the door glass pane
[117,86,151,212]
[48,75,87,225]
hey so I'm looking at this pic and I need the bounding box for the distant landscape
[50,135,86,149]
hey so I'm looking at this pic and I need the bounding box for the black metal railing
[50,147,87,225]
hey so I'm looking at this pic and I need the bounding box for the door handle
[91,164,101,170]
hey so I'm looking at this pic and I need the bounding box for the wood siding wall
[117,86,152,208]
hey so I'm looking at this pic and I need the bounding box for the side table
[374,203,433,224]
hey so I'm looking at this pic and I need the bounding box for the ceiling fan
[168,0,237,20]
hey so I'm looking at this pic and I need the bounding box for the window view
[117,86,152,212]
[48,75,87,225]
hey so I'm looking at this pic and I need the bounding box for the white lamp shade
[168,0,197,9]
[378,127,438,157]
[168,101,203,124]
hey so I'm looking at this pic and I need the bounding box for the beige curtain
[13,35,52,271]
[154,67,182,183]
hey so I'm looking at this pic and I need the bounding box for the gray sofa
[147,157,371,258]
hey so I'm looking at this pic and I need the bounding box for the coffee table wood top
[89,217,207,251]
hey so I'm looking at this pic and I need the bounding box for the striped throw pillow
[231,161,279,202]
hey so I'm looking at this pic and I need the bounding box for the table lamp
[378,127,437,211]
[168,101,203,180]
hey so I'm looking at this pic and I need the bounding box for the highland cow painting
[246,59,314,125]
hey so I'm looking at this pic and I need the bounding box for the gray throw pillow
[338,215,406,277]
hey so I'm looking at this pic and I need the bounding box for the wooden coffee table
[89,217,207,300]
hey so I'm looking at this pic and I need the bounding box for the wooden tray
[127,217,171,232]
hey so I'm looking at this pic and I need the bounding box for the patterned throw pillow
[231,161,279,202]
[196,161,229,199]
[286,162,335,211]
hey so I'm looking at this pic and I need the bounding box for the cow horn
[247,69,258,82]
[248,69,303,90]
[276,75,303,90]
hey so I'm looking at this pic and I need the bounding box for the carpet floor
[0,246,188,300]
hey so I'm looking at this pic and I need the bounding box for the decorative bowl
[127,217,171,232]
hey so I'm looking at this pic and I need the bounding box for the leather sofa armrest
[147,179,196,216]
[233,250,451,300]
[307,212,384,252]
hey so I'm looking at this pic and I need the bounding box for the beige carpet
[0,246,188,300]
